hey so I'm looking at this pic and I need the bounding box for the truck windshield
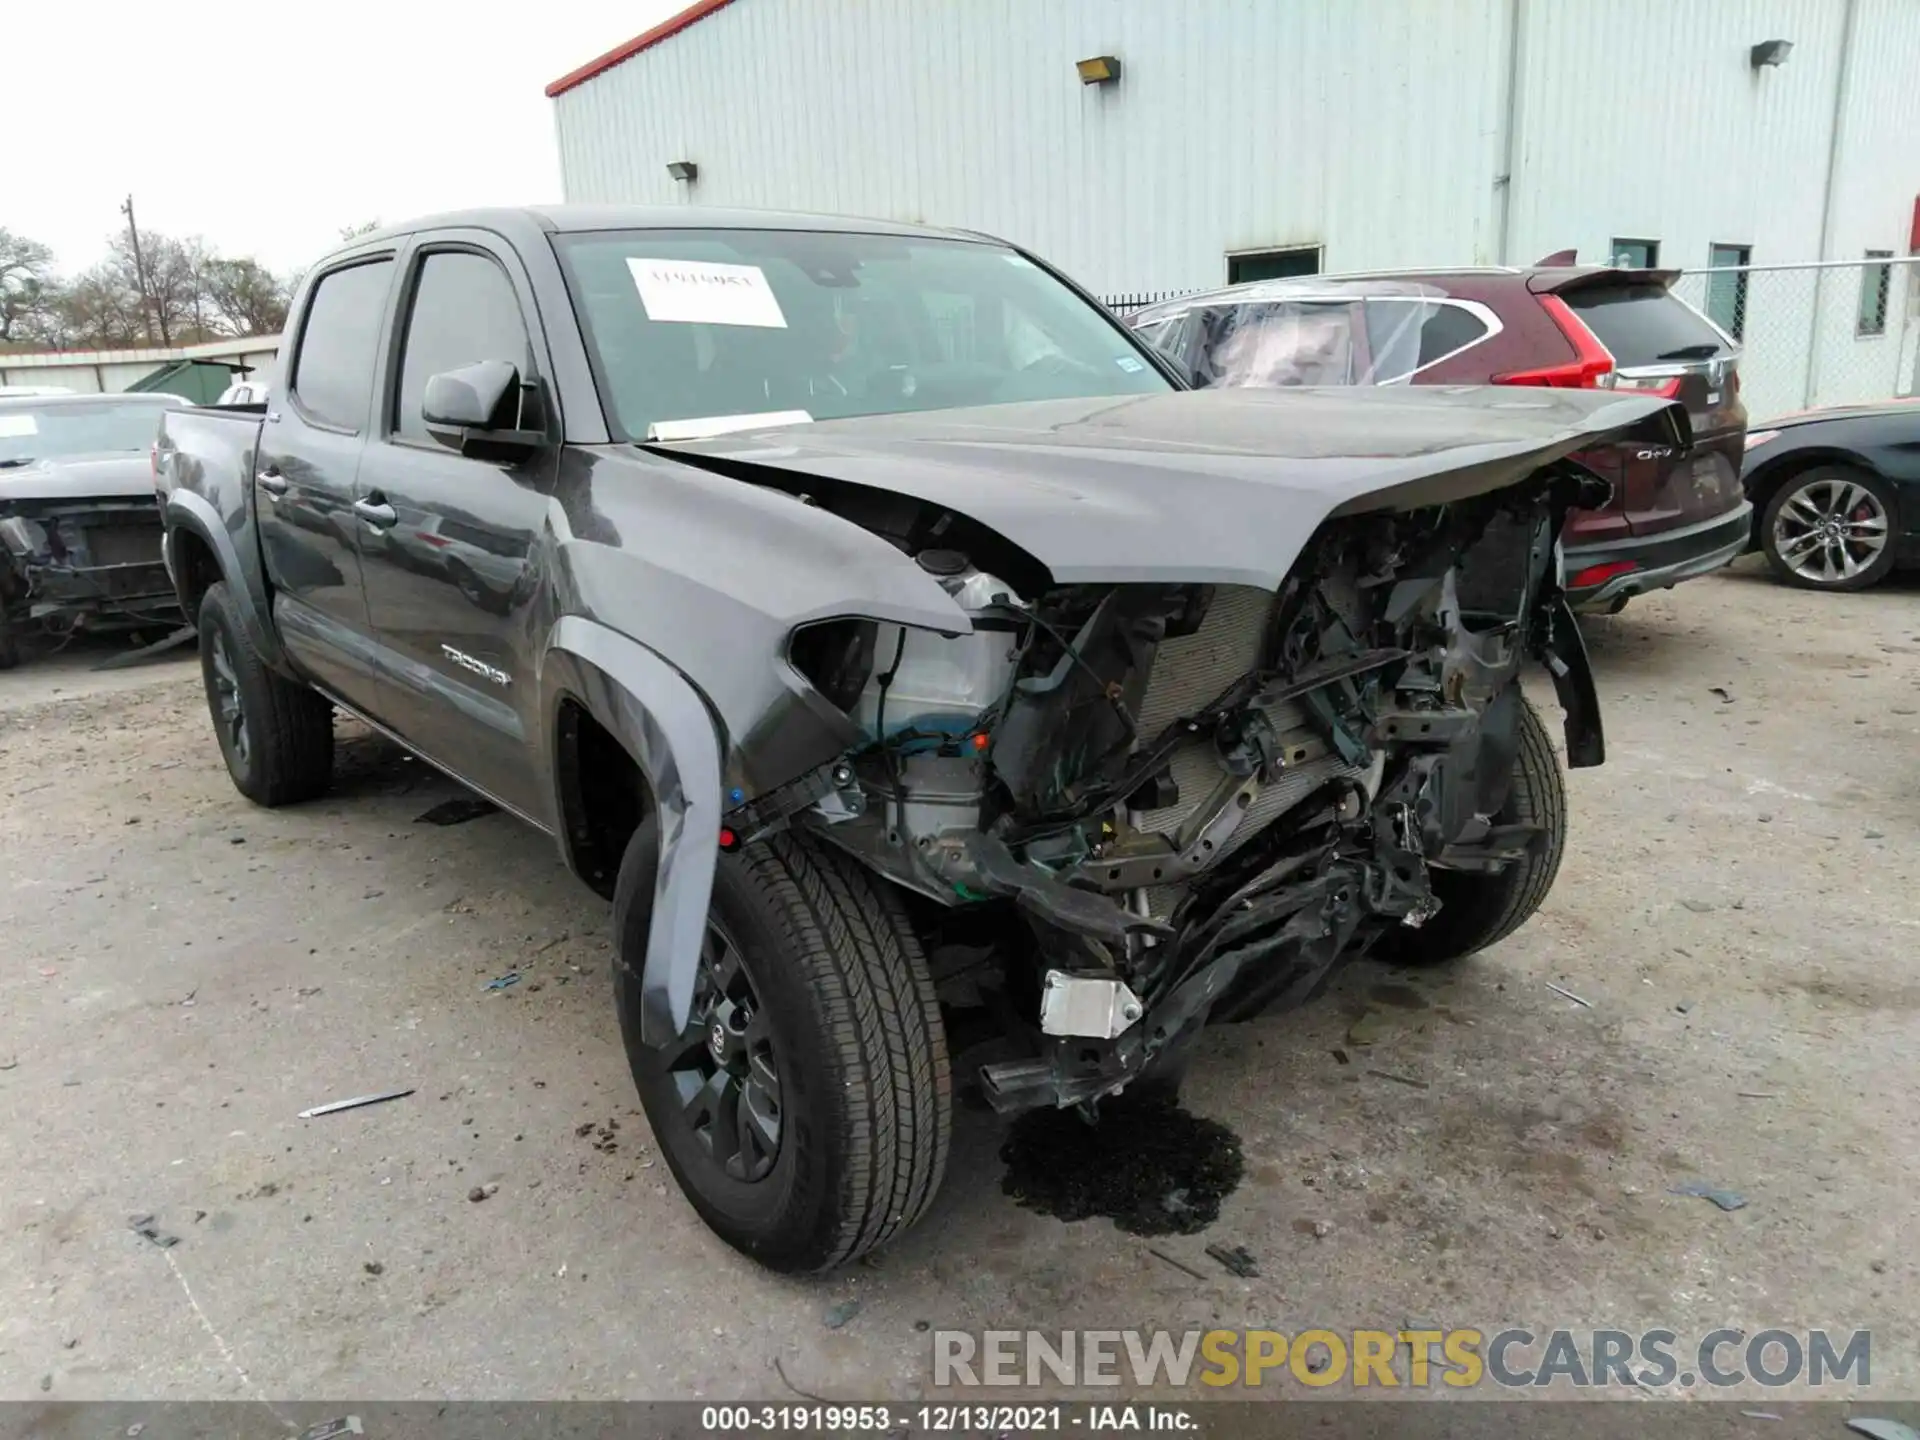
[553,228,1170,442]
[0,400,175,465]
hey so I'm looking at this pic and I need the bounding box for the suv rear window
[1562,283,1728,364]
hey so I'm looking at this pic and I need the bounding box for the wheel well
[555,697,650,899]
[169,525,222,622]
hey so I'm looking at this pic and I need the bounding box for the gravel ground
[2,557,1916,1406]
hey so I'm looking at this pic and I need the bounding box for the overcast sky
[8,0,680,277]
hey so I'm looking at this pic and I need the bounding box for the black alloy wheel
[207,628,252,774]
[664,922,784,1183]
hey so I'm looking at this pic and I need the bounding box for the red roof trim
[545,0,740,97]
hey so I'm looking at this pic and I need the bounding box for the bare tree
[339,219,383,241]
[203,256,294,336]
[53,267,148,349]
[4,210,311,349]
[0,229,59,345]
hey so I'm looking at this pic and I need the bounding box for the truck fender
[541,615,723,1047]
[162,491,282,666]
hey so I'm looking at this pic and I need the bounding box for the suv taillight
[1493,294,1616,389]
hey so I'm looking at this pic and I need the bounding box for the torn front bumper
[0,498,180,630]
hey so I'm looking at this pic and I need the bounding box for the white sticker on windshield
[627,258,788,328]
[0,414,39,437]
[647,410,813,442]
[1115,356,1146,372]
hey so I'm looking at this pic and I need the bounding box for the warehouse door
[1227,246,1321,284]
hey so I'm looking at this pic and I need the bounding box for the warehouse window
[1226,247,1321,285]
[1705,244,1751,340]
[1609,238,1659,269]
[1857,251,1893,337]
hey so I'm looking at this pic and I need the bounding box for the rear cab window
[290,260,395,431]
[1562,284,1730,365]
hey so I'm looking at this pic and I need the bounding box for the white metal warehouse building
[548,0,1920,417]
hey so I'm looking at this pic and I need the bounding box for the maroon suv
[1125,263,1751,611]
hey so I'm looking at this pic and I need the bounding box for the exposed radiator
[1132,585,1275,739]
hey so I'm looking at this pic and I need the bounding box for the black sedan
[1740,400,1920,590]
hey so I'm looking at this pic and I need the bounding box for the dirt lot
[2,557,1916,1405]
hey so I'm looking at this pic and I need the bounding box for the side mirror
[422,360,545,459]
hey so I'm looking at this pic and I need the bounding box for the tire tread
[737,834,950,1269]
[200,581,333,806]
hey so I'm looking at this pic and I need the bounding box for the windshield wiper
[1655,342,1722,361]
[0,457,35,469]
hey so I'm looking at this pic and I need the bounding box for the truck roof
[337,205,991,259]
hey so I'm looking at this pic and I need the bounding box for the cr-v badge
[441,645,511,688]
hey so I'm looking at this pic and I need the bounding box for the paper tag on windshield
[647,410,812,442]
[627,258,787,328]
[0,414,39,438]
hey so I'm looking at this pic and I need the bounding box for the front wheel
[614,825,951,1272]
[1386,692,1567,966]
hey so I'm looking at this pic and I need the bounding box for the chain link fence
[1102,258,1920,422]
[1103,291,1199,318]
[1669,256,1920,422]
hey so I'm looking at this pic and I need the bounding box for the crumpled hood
[650,385,1687,590]
[0,453,157,504]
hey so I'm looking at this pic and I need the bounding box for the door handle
[256,467,288,496]
[353,497,398,529]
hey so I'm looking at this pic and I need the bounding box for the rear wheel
[614,824,951,1272]
[1761,464,1899,591]
[1388,692,1567,966]
[196,581,334,805]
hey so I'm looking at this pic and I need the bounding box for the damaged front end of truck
[658,387,1687,1115]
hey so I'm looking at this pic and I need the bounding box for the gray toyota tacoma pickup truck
[154,206,1684,1273]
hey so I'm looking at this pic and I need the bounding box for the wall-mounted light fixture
[666,160,699,182]
[1076,55,1121,86]
[1750,39,1793,68]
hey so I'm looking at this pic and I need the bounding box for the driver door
[353,234,560,823]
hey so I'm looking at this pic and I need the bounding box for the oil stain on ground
[999,1094,1244,1236]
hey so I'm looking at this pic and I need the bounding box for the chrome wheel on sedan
[1762,466,1900,592]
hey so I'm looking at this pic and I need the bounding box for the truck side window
[395,252,531,443]
[290,259,393,432]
